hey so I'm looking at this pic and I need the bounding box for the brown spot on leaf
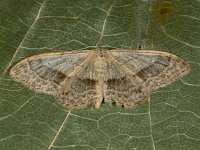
[154,1,174,24]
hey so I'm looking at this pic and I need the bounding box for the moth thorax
[94,57,107,79]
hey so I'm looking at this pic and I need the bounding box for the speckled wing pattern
[105,50,190,108]
[109,50,190,90]
[10,49,190,109]
[10,51,99,109]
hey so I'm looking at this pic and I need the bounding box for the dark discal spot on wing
[106,77,129,100]
[59,78,96,94]
[107,77,127,88]
[80,78,96,85]
[28,60,66,84]
[136,55,171,81]
[53,72,67,84]
[71,78,96,92]
[107,77,142,94]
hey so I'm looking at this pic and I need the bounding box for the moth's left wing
[10,51,92,95]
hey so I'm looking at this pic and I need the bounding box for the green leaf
[0,0,200,149]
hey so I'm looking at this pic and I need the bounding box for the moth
[10,48,190,109]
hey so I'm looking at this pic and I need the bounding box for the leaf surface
[0,0,200,149]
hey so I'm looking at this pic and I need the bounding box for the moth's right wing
[104,59,148,108]
[109,50,190,90]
